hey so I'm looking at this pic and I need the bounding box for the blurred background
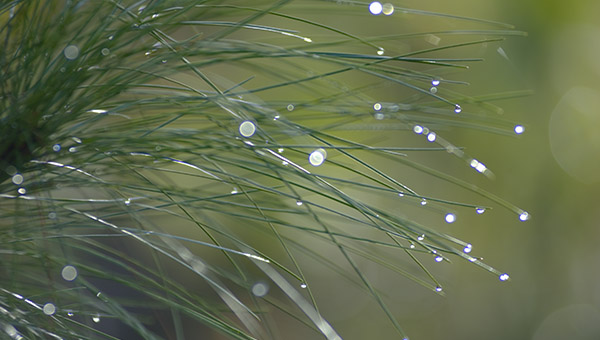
[368,0,600,339]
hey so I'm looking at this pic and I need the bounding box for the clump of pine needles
[0,1,528,339]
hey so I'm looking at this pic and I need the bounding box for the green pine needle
[1,1,526,339]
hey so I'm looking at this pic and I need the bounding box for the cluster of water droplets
[368,2,394,55]
[369,2,395,16]
[373,102,385,120]
[430,79,440,94]
[463,243,473,253]
[412,124,438,143]
[9,172,26,195]
[469,158,488,174]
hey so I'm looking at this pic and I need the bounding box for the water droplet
[469,257,477,262]
[273,114,280,120]
[296,200,303,206]
[445,213,456,223]
[470,159,487,173]
[303,37,313,43]
[161,59,167,64]
[514,125,525,134]
[435,286,443,292]
[64,45,79,60]
[435,256,443,262]
[11,174,23,185]
[382,3,394,15]
[48,212,57,219]
[108,35,114,40]
[373,102,382,111]
[420,199,427,206]
[151,13,160,19]
[427,132,437,142]
[67,312,74,317]
[17,188,26,195]
[429,87,438,94]
[499,273,510,281]
[61,265,78,281]
[287,104,294,111]
[300,283,307,289]
[463,244,472,253]
[454,104,462,113]
[124,198,131,205]
[431,79,440,86]
[52,144,61,152]
[475,207,486,214]
[43,303,56,315]
[369,2,383,15]
[409,243,415,249]
[92,314,101,323]
[376,48,385,55]
[417,234,425,241]
[239,120,256,138]
[413,125,424,134]
[68,146,77,153]
[309,148,327,167]
[252,282,269,297]
[282,161,289,166]
[398,192,404,197]
[374,112,385,120]
[519,211,530,221]
[101,48,110,56]
[277,148,284,153]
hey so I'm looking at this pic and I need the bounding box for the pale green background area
[368,0,600,339]
[268,1,600,339]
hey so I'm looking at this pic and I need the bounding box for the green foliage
[1,1,527,339]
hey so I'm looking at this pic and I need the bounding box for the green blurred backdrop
[380,0,600,339]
